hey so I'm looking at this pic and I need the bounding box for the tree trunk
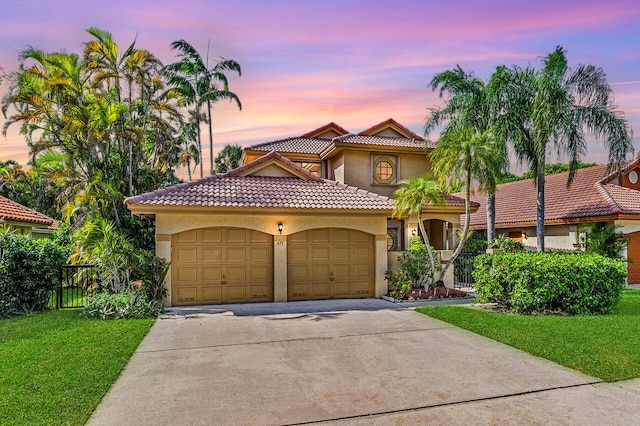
[536,162,545,252]
[207,100,214,176]
[486,192,496,243]
[417,212,438,283]
[439,171,472,283]
[196,123,204,179]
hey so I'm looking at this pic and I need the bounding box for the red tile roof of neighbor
[126,151,469,210]
[469,164,640,227]
[0,195,56,226]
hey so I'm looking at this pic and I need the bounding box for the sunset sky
[1,0,639,173]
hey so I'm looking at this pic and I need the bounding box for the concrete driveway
[88,299,639,425]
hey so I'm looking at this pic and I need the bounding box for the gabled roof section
[244,137,332,155]
[0,195,56,226]
[467,164,640,228]
[225,151,323,181]
[300,122,349,139]
[358,118,423,140]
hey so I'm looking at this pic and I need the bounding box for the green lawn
[417,289,640,382]
[0,309,154,426]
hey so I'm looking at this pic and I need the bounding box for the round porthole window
[629,171,638,184]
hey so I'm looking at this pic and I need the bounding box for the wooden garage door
[287,228,374,301]
[171,228,273,306]
[627,231,640,284]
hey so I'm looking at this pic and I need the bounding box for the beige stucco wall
[153,210,389,305]
[496,225,578,251]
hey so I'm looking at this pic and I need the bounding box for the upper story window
[372,155,398,185]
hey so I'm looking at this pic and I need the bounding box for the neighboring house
[0,195,57,238]
[468,159,640,283]
[126,119,475,306]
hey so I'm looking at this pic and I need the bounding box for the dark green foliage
[136,252,170,302]
[497,161,598,184]
[581,222,627,259]
[215,143,243,173]
[473,252,626,314]
[84,292,164,319]
[0,229,71,314]
[464,231,488,253]
[383,270,412,300]
[400,237,441,287]
[489,235,525,252]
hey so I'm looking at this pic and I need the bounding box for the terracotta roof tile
[127,176,395,210]
[247,137,332,154]
[468,165,625,227]
[334,134,434,149]
[0,195,56,226]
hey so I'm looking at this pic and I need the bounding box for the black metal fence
[56,264,100,309]
[453,252,481,289]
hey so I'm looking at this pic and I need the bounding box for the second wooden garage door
[171,227,273,305]
[287,228,374,301]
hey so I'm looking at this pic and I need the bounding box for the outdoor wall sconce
[278,223,283,235]
[412,229,417,236]
[521,232,528,240]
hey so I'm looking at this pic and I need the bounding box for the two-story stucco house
[126,119,474,306]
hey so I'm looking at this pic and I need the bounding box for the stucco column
[375,234,388,297]
[155,235,172,306]
[273,235,287,302]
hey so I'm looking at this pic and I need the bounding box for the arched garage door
[627,231,640,284]
[171,227,273,305]
[287,228,374,301]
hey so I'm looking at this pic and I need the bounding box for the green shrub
[384,270,412,299]
[398,237,440,287]
[489,235,525,252]
[84,292,163,319]
[473,252,626,314]
[0,228,71,313]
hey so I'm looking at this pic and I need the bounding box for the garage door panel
[226,285,247,302]
[175,247,197,263]
[201,286,222,303]
[172,227,273,305]
[311,229,330,243]
[201,228,222,243]
[334,246,350,259]
[250,266,271,281]
[175,267,197,284]
[201,247,222,263]
[176,230,197,243]
[250,247,270,262]
[226,247,247,262]
[226,228,247,243]
[202,267,222,283]
[288,228,374,301]
[311,282,331,298]
[289,247,309,262]
[311,246,330,262]
[175,287,197,304]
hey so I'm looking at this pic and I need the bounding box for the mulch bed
[387,286,469,302]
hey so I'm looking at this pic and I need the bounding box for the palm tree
[163,39,241,178]
[392,175,444,281]
[214,144,243,173]
[430,127,504,282]
[491,46,633,251]
[426,65,508,243]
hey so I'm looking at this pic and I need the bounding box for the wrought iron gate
[453,252,480,289]
[57,265,100,308]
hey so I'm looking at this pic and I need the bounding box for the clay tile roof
[600,184,640,215]
[246,137,332,154]
[125,176,395,210]
[335,134,434,149]
[358,118,423,140]
[468,165,621,227]
[0,195,56,226]
[300,122,349,138]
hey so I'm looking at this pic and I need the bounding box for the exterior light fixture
[521,232,528,240]
[278,223,283,235]
[412,229,417,237]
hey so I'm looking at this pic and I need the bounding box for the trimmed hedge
[473,252,626,314]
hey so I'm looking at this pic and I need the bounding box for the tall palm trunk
[417,211,438,283]
[207,100,214,175]
[439,170,472,283]
[536,160,545,252]
[196,123,203,179]
[486,193,496,243]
